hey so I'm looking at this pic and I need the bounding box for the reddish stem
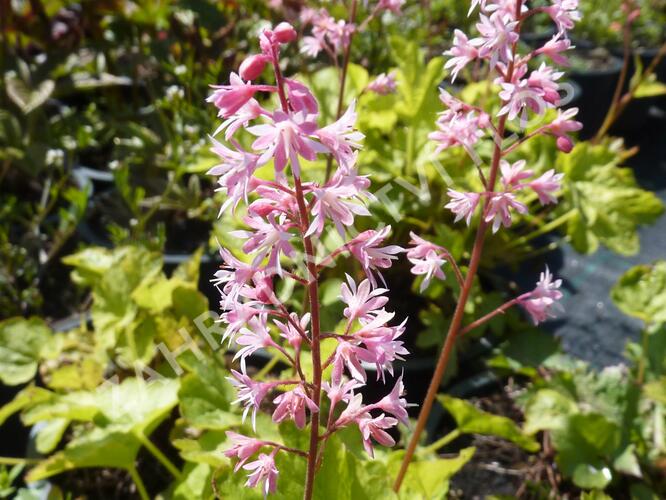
[393,1,524,491]
[271,52,322,500]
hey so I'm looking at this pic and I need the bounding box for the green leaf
[34,418,69,454]
[559,141,664,256]
[523,389,578,434]
[644,377,666,404]
[387,447,475,499]
[178,359,238,430]
[611,261,666,324]
[634,75,666,98]
[0,317,53,385]
[172,462,213,500]
[438,395,540,452]
[0,386,54,426]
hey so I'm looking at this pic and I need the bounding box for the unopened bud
[273,22,297,43]
[556,135,574,153]
[239,54,269,81]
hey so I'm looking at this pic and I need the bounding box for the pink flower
[528,169,564,205]
[228,369,273,430]
[548,107,582,152]
[300,36,323,57]
[429,110,488,153]
[535,33,572,66]
[358,414,398,457]
[212,98,263,140]
[323,379,362,409]
[231,213,295,274]
[519,267,563,324]
[207,73,274,119]
[213,249,263,308]
[484,192,528,233]
[306,170,371,237]
[408,249,447,292]
[247,110,327,175]
[208,138,260,213]
[500,159,533,188]
[377,0,405,14]
[366,72,397,95]
[347,226,404,286]
[499,63,562,120]
[332,341,372,383]
[272,385,319,428]
[243,452,279,496]
[375,374,409,425]
[248,184,298,219]
[316,100,364,171]
[445,189,481,225]
[274,312,309,349]
[354,311,408,380]
[476,13,519,68]
[444,29,482,81]
[234,315,280,371]
[406,232,444,259]
[220,301,263,343]
[340,274,389,321]
[285,79,319,115]
[545,0,581,33]
[224,432,265,471]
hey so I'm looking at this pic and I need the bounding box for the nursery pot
[568,48,624,139]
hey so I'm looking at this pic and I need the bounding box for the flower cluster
[208,23,409,497]
[412,0,577,328]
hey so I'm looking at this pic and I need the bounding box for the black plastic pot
[568,50,624,139]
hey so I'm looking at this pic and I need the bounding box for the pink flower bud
[556,135,574,153]
[273,22,297,43]
[239,54,269,81]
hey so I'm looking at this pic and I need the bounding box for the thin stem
[505,209,576,249]
[272,52,323,498]
[418,429,461,455]
[393,2,523,490]
[325,0,358,182]
[136,433,182,480]
[458,296,524,337]
[439,249,465,289]
[129,466,150,500]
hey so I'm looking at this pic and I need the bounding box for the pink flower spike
[409,249,447,292]
[366,72,397,95]
[545,0,581,33]
[548,107,582,152]
[528,169,564,205]
[348,226,404,286]
[340,274,389,322]
[445,189,481,226]
[358,414,398,457]
[243,452,279,497]
[375,374,409,425]
[227,369,273,430]
[272,385,319,429]
[224,432,265,472]
[476,13,519,69]
[519,267,564,324]
[500,159,534,189]
[484,192,528,233]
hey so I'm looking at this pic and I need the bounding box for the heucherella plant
[207,22,408,498]
[393,0,580,491]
